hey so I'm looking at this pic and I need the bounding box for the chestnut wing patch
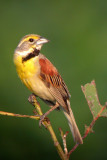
[39,57,70,111]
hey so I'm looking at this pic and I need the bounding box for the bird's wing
[39,54,71,112]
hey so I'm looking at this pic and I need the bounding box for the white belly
[28,76,55,102]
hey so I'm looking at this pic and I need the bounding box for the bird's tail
[63,100,83,144]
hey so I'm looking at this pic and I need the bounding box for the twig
[0,111,40,120]
[0,110,67,160]
[28,94,68,160]
[67,105,106,158]
[59,128,69,155]
[1,81,106,159]
[0,95,68,160]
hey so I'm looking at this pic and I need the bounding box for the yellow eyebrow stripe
[18,34,40,47]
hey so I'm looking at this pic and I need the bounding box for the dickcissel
[14,34,83,144]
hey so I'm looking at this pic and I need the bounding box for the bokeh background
[0,0,107,160]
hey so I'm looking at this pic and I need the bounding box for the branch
[0,81,106,160]
[67,80,107,158]
[59,128,69,155]
[0,111,40,120]
[68,104,106,157]
[28,94,68,160]
[0,94,68,160]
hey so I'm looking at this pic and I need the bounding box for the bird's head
[14,34,49,61]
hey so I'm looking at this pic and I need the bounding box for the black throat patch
[22,49,40,62]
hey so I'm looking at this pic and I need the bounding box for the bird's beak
[36,37,49,45]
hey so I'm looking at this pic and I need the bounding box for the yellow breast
[14,53,55,102]
[13,54,40,91]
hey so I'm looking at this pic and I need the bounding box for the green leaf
[81,80,107,118]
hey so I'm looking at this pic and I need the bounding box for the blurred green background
[0,0,107,159]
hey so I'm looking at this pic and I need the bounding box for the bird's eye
[29,38,34,42]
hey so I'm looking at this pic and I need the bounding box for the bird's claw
[39,115,50,128]
[39,114,46,127]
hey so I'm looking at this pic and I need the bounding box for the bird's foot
[39,114,46,127]
[39,115,50,127]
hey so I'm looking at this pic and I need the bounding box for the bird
[13,34,83,144]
